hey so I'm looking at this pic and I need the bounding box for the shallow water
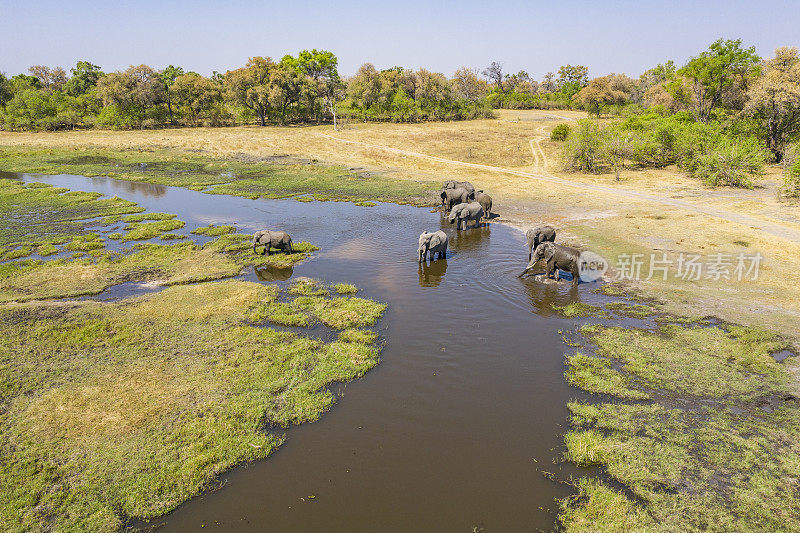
[7,172,611,531]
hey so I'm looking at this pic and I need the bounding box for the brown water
[9,173,613,532]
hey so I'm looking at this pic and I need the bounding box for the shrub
[692,136,766,188]
[550,123,571,141]
[783,145,800,197]
[561,120,603,172]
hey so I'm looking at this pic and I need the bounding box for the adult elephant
[253,230,293,255]
[440,187,471,211]
[442,180,475,199]
[520,242,581,285]
[475,190,493,220]
[525,225,556,261]
[418,230,448,262]
[448,202,484,230]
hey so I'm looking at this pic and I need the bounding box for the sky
[1,0,799,80]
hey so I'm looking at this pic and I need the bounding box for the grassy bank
[0,180,386,530]
[0,146,437,206]
[558,295,800,531]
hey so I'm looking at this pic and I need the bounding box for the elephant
[448,202,484,230]
[525,225,556,261]
[253,230,293,255]
[442,180,475,199]
[519,242,581,285]
[418,230,448,262]
[475,190,492,220]
[440,187,471,211]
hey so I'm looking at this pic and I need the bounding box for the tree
[172,73,222,125]
[639,60,676,92]
[482,61,504,91]
[573,75,630,116]
[64,61,103,96]
[744,47,800,161]
[541,72,556,93]
[452,67,487,102]
[678,39,760,123]
[224,57,275,126]
[159,65,184,125]
[28,65,68,91]
[268,62,301,124]
[96,64,165,127]
[557,64,589,96]
[285,49,340,123]
[0,73,11,107]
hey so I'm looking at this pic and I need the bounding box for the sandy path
[314,132,800,244]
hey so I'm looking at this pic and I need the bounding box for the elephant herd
[422,180,585,285]
[252,181,585,286]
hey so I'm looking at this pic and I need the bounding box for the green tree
[0,73,11,107]
[64,61,103,96]
[172,73,223,125]
[224,57,275,126]
[159,65,184,125]
[744,47,800,161]
[557,64,589,97]
[96,65,165,128]
[678,39,760,123]
[573,75,630,116]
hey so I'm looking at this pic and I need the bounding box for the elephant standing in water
[448,202,484,230]
[526,225,556,261]
[520,242,581,285]
[253,230,293,255]
[440,187,471,211]
[475,190,492,220]
[418,230,448,262]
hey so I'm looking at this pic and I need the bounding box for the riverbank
[0,180,386,530]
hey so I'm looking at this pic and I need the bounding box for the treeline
[544,40,800,194]
[0,50,494,131]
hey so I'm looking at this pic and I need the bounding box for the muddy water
[10,173,607,531]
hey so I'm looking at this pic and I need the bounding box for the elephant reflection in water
[519,270,579,316]
[446,220,491,251]
[254,264,294,282]
[418,259,448,288]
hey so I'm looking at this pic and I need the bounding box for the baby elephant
[526,225,556,261]
[475,190,492,220]
[520,242,581,285]
[448,202,484,230]
[418,230,448,262]
[253,230,293,255]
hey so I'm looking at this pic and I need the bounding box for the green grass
[605,301,656,318]
[123,212,177,222]
[160,233,186,240]
[122,219,186,241]
[334,283,359,295]
[559,320,800,531]
[190,224,236,236]
[0,280,386,530]
[552,302,609,318]
[0,178,381,530]
[0,147,438,207]
[249,281,386,330]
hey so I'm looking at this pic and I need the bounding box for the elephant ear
[543,244,556,262]
[430,233,443,247]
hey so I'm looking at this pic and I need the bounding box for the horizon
[2,0,799,80]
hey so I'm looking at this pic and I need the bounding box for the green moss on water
[123,212,177,222]
[334,283,359,295]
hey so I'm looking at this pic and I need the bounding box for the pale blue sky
[1,0,799,79]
